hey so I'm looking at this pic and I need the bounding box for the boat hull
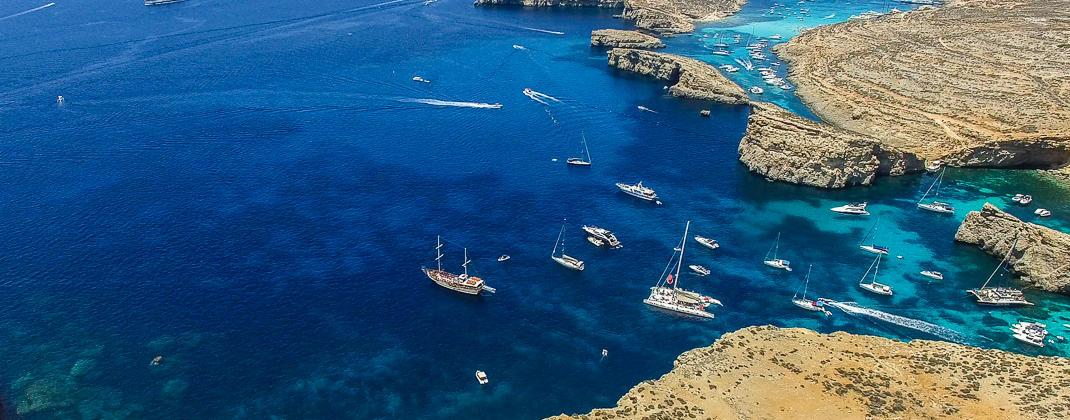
[859,282,893,296]
[860,245,889,255]
[552,255,584,271]
[423,268,484,295]
[918,203,954,214]
[763,260,791,271]
[643,298,714,319]
[966,289,1033,306]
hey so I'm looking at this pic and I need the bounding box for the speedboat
[497,255,510,262]
[616,181,658,202]
[1035,208,1052,217]
[831,202,870,215]
[860,244,889,255]
[749,86,764,94]
[586,236,605,247]
[920,270,944,280]
[694,236,720,250]
[1012,194,1033,205]
[475,370,489,385]
[689,265,711,276]
[709,50,730,56]
[582,225,622,248]
[763,258,791,271]
[412,76,430,83]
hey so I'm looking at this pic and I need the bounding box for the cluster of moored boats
[1010,322,1065,347]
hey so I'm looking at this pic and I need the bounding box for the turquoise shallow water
[0,0,1067,418]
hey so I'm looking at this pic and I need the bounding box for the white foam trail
[821,300,970,344]
[519,26,564,35]
[0,2,55,21]
[400,98,502,109]
[637,105,657,113]
[523,88,560,106]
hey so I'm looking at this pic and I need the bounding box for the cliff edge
[606,48,747,104]
[955,203,1070,294]
[591,29,664,49]
[472,0,746,34]
[549,326,1070,419]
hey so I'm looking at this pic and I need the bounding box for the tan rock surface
[473,0,746,34]
[607,48,747,104]
[955,202,1070,293]
[590,29,664,49]
[549,326,1070,420]
[777,0,1070,169]
[739,102,924,188]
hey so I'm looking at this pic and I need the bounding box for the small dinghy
[1035,208,1052,217]
[497,255,510,262]
[475,370,489,385]
[920,270,943,280]
[587,236,605,247]
[689,264,711,276]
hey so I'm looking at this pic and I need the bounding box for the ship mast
[674,221,691,290]
[463,247,470,277]
[980,237,1019,290]
[435,235,443,271]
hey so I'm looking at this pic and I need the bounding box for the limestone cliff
[738,102,924,188]
[473,0,622,7]
[776,0,1070,171]
[606,48,747,104]
[955,203,1070,294]
[549,326,1070,420]
[590,29,664,49]
[473,0,746,34]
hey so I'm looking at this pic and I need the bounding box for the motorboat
[858,253,893,296]
[694,236,720,250]
[616,181,659,202]
[423,236,496,295]
[1034,208,1052,217]
[689,265,711,276]
[920,270,944,280]
[475,370,489,385]
[763,232,791,271]
[831,202,870,215]
[583,225,622,248]
[497,255,510,262]
[412,76,430,83]
[749,86,764,94]
[709,50,731,56]
[643,221,717,319]
[587,236,605,247]
[925,160,943,172]
[1012,194,1033,205]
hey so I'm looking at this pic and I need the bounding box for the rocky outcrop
[738,102,924,188]
[549,326,1070,419]
[590,29,664,49]
[776,0,1070,171]
[955,203,1070,294]
[473,0,621,7]
[473,0,746,34]
[606,48,747,104]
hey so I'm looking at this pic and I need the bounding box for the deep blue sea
[1,0,1068,418]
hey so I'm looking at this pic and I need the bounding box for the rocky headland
[472,0,746,34]
[738,102,924,188]
[590,29,664,49]
[549,326,1070,419]
[776,0,1070,171]
[955,203,1070,294]
[606,48,747,104]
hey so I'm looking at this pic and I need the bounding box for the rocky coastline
[955,203,1070,294]
[606,48,747,104]
[473,0,746,34]
[590,29,664,49]
[549,326,1070,419]
[738,102,924,188]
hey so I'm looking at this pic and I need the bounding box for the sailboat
[642,221,718,318]
[763,232,792,271]
[858,217,890,255]
[858,253,893,296]
[551,222,585,271]
[966,237,1033,306]
[792,265,830,315]
[917,167,955,214]
[422,236,496,295]
[566,133,592,167]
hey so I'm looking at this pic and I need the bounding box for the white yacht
[566,134,592,167]
[1011,322,1047,347]
[582,225,622,248]
[412,76,430,83]
[422,236,496,295]
[763,232,792,271]
[749,86,764,94]
[616,181,659,202]
[920,270,944,280]
[497,255,510,262]
[643,221,717,319]
[858,253,893,296]
[830,202,869,215]
[693,235,720,250]
[792,265,830,315]
[689,265,711,276]
[1034,208,1052,217]
[1012,194,1033,205]
[551,222,584,271]
[917,167,955,214]
[967,238,1032,306]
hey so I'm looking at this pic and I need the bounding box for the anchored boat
[917,167,955,214]
[762,232,792,271]
[966,237,1033,306]
[566,133,592,167]
[858,253,893,296]
[693,235,719,250]
[643,221,719,319]
[792,265,830,315]
[831,202,869,215]
[551,222,585,271]
[582,225,622,248]
[423,236,496,295]
[616,181,659,203]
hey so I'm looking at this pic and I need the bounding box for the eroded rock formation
[955,203,1070,294]
[473,0,622,7]
[606,48,747,103]
[590,29,664,49]
[549,326,1070,419]
[473,0,746,34]
[738,102,924,188]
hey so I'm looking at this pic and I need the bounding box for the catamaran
[966,238,1033,306]
[831,202,869,215]
[422,236,496,295]
[694,235,720,250]
[763,232,792,271]
[1011,322,1047,347]
[792,265,829,315]
[551,222,585,271]
[858,253,893,296]
[616,181,659,202]
[858,217,889,255]
[582,225,622,248]
[643,221,718,318]
[917,167,955,214]
[566,133,592,167]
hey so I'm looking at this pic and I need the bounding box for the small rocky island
[739,102,924,188]
[956,203,1070,294]
[550,326,1070,419]
[607,48,747,103]
[473,0,746,34]
[590,29,664,49]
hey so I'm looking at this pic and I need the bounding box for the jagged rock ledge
[955,203,1070,294]
[738,102,924,188]
[590,29,664,49]
[473,0,746,34]
[473,0,622,8]
[549,326,1070,419]
[606,48,747,104]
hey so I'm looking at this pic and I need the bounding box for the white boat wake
[820,299,970,344]
[0,2,55,21]
[400,98,502,109]
[519,26,564,35]
[637,105,657,113]
[523,88,560,106]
